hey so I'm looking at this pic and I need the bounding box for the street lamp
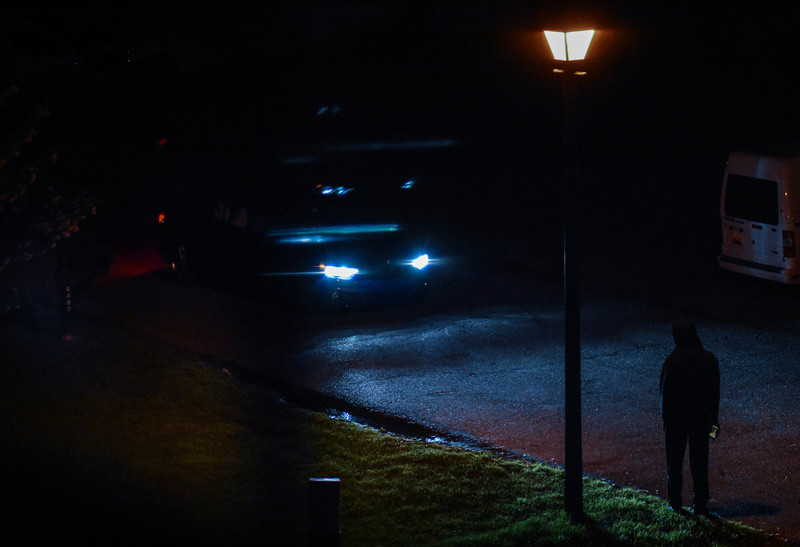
[545,27,595,519]
[544,30,595,62]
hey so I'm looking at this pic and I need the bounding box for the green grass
[0,322,784,546]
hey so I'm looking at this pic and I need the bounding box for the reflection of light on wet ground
[328,410,355,423]
[301,309,567,436]
[314,310,558,366]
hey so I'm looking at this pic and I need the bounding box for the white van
[719,143,800,283]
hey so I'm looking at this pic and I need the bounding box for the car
[157,156,437,308]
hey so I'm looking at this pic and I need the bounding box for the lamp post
[544,28,595,519]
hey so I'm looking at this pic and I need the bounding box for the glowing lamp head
[544,29,595,61]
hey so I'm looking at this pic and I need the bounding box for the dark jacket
[660,322,720,426]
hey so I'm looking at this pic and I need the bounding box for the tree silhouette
[0,84,95,312]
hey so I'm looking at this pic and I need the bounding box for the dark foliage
[0,85,95,313]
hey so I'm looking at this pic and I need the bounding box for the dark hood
[672,321,702,348]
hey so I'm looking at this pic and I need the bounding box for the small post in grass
[56,239,74,341]
[308,477,341,546]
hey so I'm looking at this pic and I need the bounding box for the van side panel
[719,149,800,283]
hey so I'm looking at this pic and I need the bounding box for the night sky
[5,2,800,254]
[9,2,800,142]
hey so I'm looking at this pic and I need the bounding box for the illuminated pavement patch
[77,249,800,541]
[293,303,800,541]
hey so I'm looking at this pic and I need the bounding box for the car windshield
[257,149,430,228]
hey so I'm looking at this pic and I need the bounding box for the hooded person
[659,321,720,515]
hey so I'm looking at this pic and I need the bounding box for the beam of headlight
[269,224,399,237]
[324,265,359,280]
[410,254,429,270]
[269,224,400,244]
[273,236,332,244]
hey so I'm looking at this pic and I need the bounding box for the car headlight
[410,254,429,270]
[323,265,359,280]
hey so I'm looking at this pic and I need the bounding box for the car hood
[258,222,429,275]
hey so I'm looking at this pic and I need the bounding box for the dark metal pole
[562,73,583,518]
[308,478,341,546]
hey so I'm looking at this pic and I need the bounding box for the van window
[725,174,778,225]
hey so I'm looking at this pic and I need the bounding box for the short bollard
[308,477,341,546]
[61,284,73,341]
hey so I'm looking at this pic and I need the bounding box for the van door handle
[752,224,763,230]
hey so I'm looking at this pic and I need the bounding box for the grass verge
[0,318,784,546]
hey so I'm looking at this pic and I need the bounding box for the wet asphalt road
[72,231,800,543]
